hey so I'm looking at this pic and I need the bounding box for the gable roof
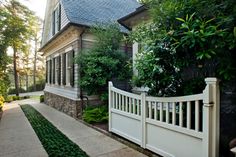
[61,0,141,28]
[118,5,148,30]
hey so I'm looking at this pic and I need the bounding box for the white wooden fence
[109,78,219,157]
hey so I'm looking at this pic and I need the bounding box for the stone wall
[44,91,82,119]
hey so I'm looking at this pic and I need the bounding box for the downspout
[78,28,88,117]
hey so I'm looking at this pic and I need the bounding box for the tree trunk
[13,46,19,96]
[26,74,28,92]
[33,37,37,91]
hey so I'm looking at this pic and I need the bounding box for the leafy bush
[83,106,108,124]
[76,24,131,95]
[21,105,88,157]
[8,88,26,95]
[5,95,30,102]
[27,81,45,92]
[0,96,5,110]
[130,0,236,96]
[5,96,13,103]
[40,95,44,103]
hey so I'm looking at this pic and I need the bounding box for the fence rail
[109,78,219,157]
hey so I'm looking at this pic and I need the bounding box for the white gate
[109,78,219,157]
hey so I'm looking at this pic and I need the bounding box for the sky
[19,0,47,19]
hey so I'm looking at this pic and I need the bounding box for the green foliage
[40,95,44,103]
[76,24,131,95]
[4,95,30,102]
[4,95,13,103]
[0,0,39,96]
[0,96,5,110]
[130,0,236,96]
[21,105,88,157]
[83,106,108,124]
[8,87,26,95]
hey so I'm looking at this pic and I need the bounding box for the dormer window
[52,4,61,35]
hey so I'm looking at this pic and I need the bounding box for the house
[118,5,150,93]
[39,0,140,118]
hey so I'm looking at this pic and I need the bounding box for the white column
[108,82,113,132]
[133,42,139,76]
[141,92,146,148]
[203,78,219,157]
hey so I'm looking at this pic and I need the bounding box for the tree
[32,17,43,92]
[130,0,236,96]
[76,24,131,96]
[0,3,11,98]
[0,0,37,96]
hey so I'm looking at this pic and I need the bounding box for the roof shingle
[61,0,141,28]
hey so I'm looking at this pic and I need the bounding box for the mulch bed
[92,123,108,131]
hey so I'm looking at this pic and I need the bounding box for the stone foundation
[44,91,103,119]
[44,91,82,119]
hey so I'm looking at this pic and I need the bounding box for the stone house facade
[39,0,140,118]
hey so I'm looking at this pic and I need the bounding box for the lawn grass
[30,95,40,100]
[21,105,89,157]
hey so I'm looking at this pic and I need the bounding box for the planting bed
[21,105,89,157]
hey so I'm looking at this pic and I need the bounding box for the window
[68,51,75,87]
[49,60,52,84]
[46,61,48,83]
[52,58,56,84]
[52,4,61,35]
[62,53,66,85]
[57,56,61,85]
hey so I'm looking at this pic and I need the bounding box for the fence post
[203,78,220,157]
[141,92,146,148]
[108,81,113,132]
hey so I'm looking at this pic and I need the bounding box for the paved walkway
[0,103,47,157]
[9,91,43,97]
[0,99,147,157]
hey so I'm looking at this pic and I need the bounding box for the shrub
[82,105,108,124]
[8,88,26,95]
[5,96,13,103]
[40,95,44,103]
[12,96,20,101]
[27,82,45,92]
[0,96,5,110]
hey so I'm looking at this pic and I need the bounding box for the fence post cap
[108,81,113,86]
[205,77,219,84]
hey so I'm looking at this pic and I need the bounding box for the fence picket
[179,102,183,127]
[187,101,191,129]
[160,102,163,122]
[172,102,176,125]
[125,96,128,112]
[166,103,169,123]
[148,101,152,119]
[195,100,200,131]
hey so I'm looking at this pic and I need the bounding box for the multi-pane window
[49,60,52,84]
[52,58,56,84]
[62,53,66,85]
[57,56,61,85]
[67,51,75,87]
[46,61,48,83]
[52,4,61,35]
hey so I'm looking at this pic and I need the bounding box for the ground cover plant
[21,105,89,157]
[83,105,108,124]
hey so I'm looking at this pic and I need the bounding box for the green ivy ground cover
[21,105,89,157]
